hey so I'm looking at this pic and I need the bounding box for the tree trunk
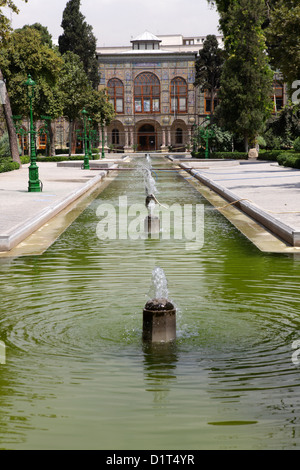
[0,68,21,165]
[48,120,55,157]
[244,134,249,154]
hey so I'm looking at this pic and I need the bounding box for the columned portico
[98,31,197,154]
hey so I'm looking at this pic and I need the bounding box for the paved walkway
[178,159,300,250]
[0,160,117,253]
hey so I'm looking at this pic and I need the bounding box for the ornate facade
[97,32,204,153]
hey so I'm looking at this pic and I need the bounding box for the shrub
[294,137,300,153]
[0,161,20,173]
[0,133,11,161]
[277,153,300,169]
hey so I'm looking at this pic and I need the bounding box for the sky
[6,0,220,46]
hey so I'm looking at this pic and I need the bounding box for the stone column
[160,127,168,153]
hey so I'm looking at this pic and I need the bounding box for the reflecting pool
[0,157,300,450]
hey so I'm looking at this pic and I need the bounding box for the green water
[1,157,300,450]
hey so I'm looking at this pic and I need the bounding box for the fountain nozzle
[143,298,176,343]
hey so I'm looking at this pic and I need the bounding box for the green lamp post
[24,74,42,192]
[81,108,90,170]
[101,120,105,159]
[88,117,94,160]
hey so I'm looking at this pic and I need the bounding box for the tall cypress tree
[194,35,224,119]
[58,0,99,88]
[211,0,274,151]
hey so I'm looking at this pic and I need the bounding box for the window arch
[108,78,124,114]
[134,72,160,113]
[171,77,188,113]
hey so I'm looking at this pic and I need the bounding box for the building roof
[131,31,162,43]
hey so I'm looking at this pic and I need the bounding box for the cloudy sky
[7,0,220,46]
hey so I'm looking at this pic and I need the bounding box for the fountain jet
[144,166,160,236]
[143,268,176,343]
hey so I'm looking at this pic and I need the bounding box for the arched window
[175,128,183,144]
[134,72,160,114]
[38,128,47,150]
[17,127,28,154]
[171,77,188,113]
[108,78,124,114]
[112,128,120,145]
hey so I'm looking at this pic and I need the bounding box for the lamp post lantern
[24,74,42,192]
[81,108,90,170]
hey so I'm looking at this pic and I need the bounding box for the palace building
[97,31,224,153]
[11,31,286,155]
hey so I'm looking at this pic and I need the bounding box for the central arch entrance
[138,124,156,151]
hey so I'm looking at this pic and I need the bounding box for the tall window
[134,72,160,114]
[171,77,188,113]
[204,90,219,114]
[112,128,120,145]
[108,78,124,114]
[38,128,47,150]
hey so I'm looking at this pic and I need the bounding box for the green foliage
[191,150,247,159]
[58,0,99,88]
[0,161,19,172]
[265,1,300,86]
[58,51,91,122]
[0,133,11,160]
[293,137,300,153]
[194,35,224,94]
[257,149,283,160]
[85,88,115,126]
[15,23,53,48]
[215,0,274,149]
[264,103,300,148]
[0,0,25,44]
[277,153,300,169]
[0,27,64,119]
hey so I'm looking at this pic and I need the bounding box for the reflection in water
[143,342,178,405]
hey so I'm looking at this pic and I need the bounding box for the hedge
[21,154,98,163]
[0,161,20,173]
[191,151,248,160]
[277,153,300,169]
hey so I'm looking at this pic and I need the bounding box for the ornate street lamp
[24,74,42,192]
[101,120,105,159]
[81,108,90,170]
[88,117,93,160]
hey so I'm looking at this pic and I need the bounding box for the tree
[212,0,274,151]
[16,23,54,48]
[58,51,91,156]
[58,0,99,89]
[265,1,300,87]
[208,0,300,91]
[0,27,64,156]
[0,0,29,164]
[194,34,224,118]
